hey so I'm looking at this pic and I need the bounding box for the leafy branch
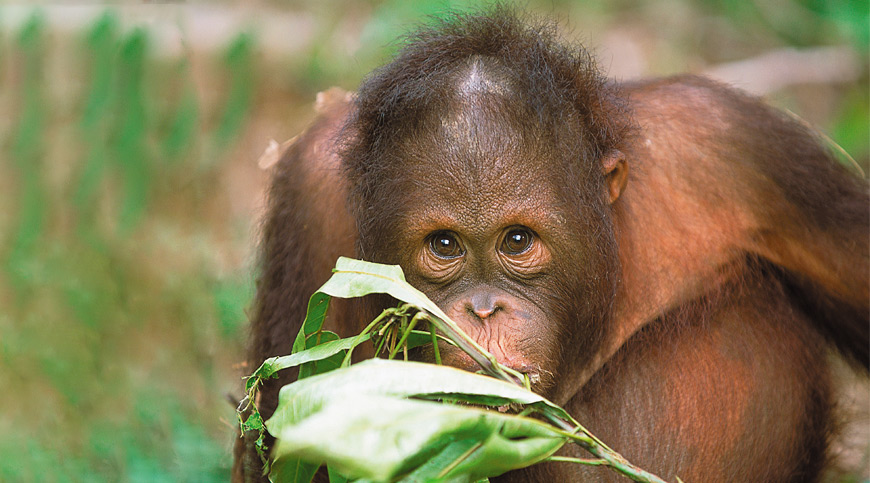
[238,257,673,483]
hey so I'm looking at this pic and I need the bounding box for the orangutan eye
[501,227,533,255]
[429,231,464,259]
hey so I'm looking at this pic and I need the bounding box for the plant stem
[429,323,442,365]
[389,313,420,359]
[342,308,395,367]
[547,456,607,465]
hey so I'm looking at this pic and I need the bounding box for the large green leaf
[319,257,451,322]
[272,359,561,419]
[270,395,564,482]
[266,360,570,482]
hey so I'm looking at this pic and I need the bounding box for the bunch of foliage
[239,258,673,483]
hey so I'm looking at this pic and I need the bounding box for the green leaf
[247,332,372,392]
[292,292,332,355]
[298,331,345,379]
[281,359,556,410]
[242,411,264,433]
[398,439,486,483]
[327,465,349,483]
[266,360,568,482]
[269,456,318,483]
[320,257,451,322]
[270,395,564,482]
[275,359,573,425]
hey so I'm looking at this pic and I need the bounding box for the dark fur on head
[341,6,634,256]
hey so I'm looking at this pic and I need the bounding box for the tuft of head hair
[342,6,631,186]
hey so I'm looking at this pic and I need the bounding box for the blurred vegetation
[0,1,866,481]
[1,11,253,480]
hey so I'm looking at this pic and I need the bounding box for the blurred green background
[0,1,866,481]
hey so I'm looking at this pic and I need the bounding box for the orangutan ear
[602,149,628,204]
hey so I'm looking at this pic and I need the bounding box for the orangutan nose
[466,292,502,320]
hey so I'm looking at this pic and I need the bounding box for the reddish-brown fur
[234,9,868,482]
